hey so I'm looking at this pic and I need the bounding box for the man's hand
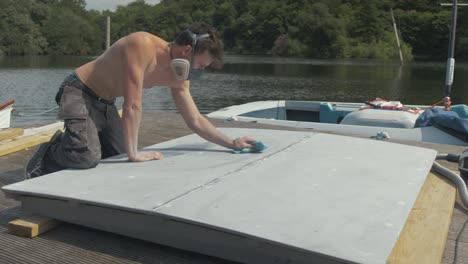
[233,136,256,150]
[130,151,163,162]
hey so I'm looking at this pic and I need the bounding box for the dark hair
[174,22,224,69]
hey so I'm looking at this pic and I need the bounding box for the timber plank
[8,214,59,238]
[0,128,24,142]
[387,172,456,264]
[0,129,59,157]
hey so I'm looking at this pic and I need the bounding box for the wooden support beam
[387,172,456,264]
[390,8,404,65]
[0,129,60,157]
[8,215,59,238]
[0,128,24,141]
[106,16,111,50]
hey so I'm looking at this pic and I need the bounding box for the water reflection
[1,55,467,127]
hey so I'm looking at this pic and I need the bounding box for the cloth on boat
[363,98,404,110]
[361,98,421,114]
[415,105,468,142]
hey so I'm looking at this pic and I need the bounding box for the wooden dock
[0,111,467,264]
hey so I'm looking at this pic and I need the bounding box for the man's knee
[46,142,101,170]
[75,154,100,169]
[64,148,101,169]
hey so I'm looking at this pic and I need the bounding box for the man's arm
[121,34,162,162]
[171,82,255,149]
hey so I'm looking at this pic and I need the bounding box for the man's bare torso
[75,32,179,99]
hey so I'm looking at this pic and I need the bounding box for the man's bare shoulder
[122,32,168,49]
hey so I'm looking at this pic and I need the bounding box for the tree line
[1,0,468,61]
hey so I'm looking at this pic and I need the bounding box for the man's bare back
[75,32,180,99]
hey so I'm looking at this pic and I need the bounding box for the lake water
[1,55,468,127]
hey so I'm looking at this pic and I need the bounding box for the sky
[85,0,161,11]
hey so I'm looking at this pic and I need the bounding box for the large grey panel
[2,128,437,264]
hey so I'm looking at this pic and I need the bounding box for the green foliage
[43,7,101,55]
[397,9,451,58]
[0,0,48,55]
[348,0,393,42]
[347,32,413,60]
[287,38,309,57]
[0,0,464,60]
[0,0,101,55]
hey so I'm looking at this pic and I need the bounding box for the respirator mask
[170,30,211,81]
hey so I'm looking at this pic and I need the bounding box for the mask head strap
[186,29,211,50]
[186,29,211,67]
[168,42,174,60]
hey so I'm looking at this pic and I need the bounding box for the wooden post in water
[390,8,404,65]
[106,16,110,50]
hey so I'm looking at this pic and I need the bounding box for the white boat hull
[0,105,13,129]
[207,100,468,146]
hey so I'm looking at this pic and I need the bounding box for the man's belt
[67,72,116,105]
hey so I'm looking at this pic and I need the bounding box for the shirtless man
[25,23,256,178]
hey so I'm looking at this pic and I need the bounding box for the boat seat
[319,102,352,124]
[340,109,419,128]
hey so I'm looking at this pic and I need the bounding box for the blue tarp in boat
[415,105,468,142]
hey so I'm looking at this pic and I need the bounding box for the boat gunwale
[0,99,14,111]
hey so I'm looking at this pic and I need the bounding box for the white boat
[0,99,14,129]
[207,100,468,146]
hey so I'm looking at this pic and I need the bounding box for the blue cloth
[451,104,468,118]
[233,141,268,154]
[415,107,468,142]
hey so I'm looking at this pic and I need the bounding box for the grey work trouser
[45,73,125,172]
